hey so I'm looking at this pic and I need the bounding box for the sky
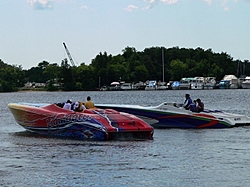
[0,0,250,70]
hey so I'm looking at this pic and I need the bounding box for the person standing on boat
[183,94,192,110]
[84,96,95,109]
[196,98,204,112]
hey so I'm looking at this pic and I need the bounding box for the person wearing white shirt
[63,99,72,110]
[73,101,86,112]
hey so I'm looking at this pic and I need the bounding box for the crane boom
[63,42,76,66]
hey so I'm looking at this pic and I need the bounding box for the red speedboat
[8,102,154,141]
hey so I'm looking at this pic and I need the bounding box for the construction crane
[63,42,76,66]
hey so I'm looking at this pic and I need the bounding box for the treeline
[0,46,249,92]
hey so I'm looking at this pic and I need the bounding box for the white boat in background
[109,81,120,91]
[230,79,240,89]
[219,75,239,89]
[157,81,167,90]
[166,81,173,90]
[241,76,250,89]
[100,86,108,91]
[190,77,204,89]
[179,78,192,90]
[204,77,216,89]
[120,83,135,90]
[134,81,146,90]
[145,80,157,90]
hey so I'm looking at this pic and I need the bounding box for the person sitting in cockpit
[183,94,192,110]
[196,98,204,112]
[189,100,198,112]
[63,99,72,110]
[73,101,86,112]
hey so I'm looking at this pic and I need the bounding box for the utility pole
[162,47,165,82]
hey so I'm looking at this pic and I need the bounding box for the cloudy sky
[0,0,249,69]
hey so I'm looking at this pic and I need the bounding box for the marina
[101,74,250,91]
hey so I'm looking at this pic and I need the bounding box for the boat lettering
[234,118,241,121]
[47,114,93,127]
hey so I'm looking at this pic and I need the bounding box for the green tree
[0,63,24,92]
[131,64,149,82]
[60,58,75,91]
[25,61,50,83]
[169,59,188,80]
[43,63,60,80]
[107,63,127,82]
[75,63,96,90]
[91,52,112,86]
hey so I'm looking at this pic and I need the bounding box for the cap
[67,99,72,103]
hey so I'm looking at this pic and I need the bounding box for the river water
[1,89,250,187]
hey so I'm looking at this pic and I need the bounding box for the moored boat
[219,80,230,89]
[241,76,250,89]
[120,83,135,90]
[171,81,180,90]
[157,81,167,90]
[95,102,250,129]
[134,81,146,90]
[190,77,204,90]
[8,102,154,140]
[203,77,216,89]
[145,80,157,90]
[109,82,120,91]
[179,78,192,90]
[219,75,239,89]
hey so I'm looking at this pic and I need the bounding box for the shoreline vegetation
[17,87,47,92]
[1,46,249,92]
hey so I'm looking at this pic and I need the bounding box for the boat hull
[8,103,154,140]
[203,84,215,89]
[241,82,250,89]
[96,103,250,129]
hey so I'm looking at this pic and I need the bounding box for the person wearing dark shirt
[196,98,204,112]
[183,94,192,110]
[190,100,198,112]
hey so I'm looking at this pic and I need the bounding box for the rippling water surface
[1,89,250,186]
